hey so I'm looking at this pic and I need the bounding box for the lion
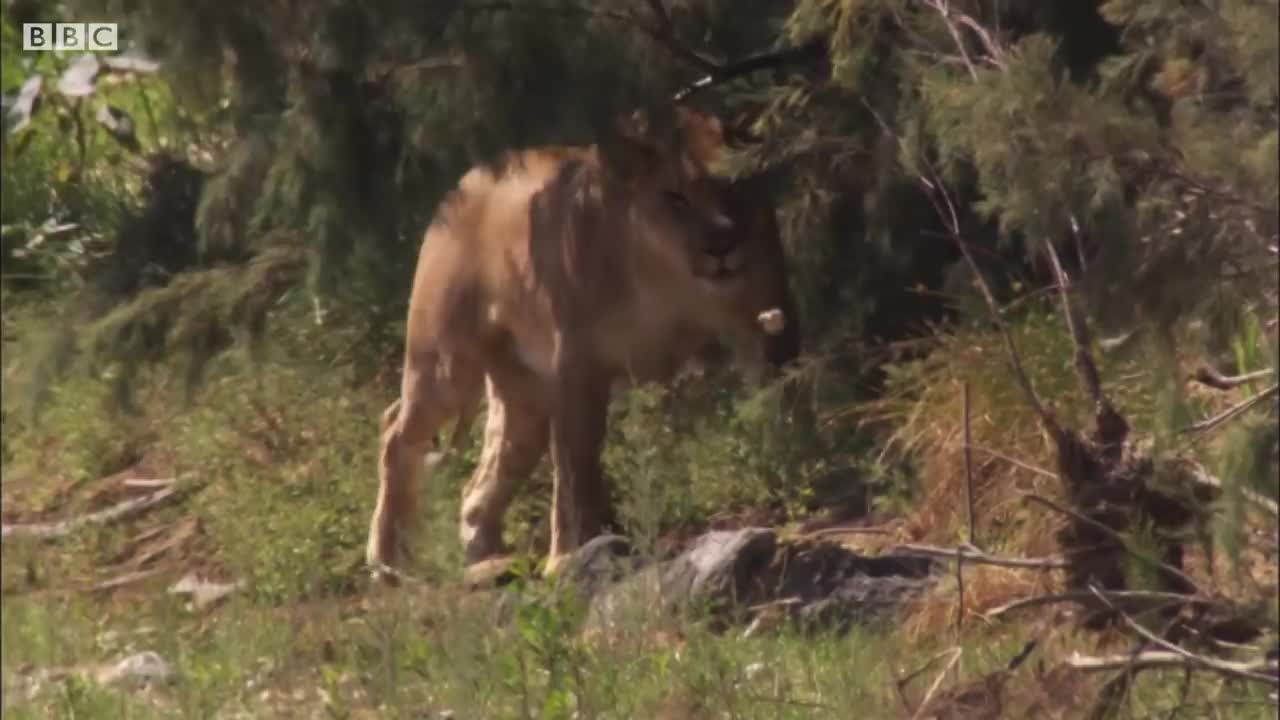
[366,106,800,582]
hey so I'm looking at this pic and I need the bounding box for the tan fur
[366,108,799,580]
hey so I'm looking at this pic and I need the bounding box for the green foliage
[167,354,409,604]
[604,370,866,544]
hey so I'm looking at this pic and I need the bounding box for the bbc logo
[23,23,119,51]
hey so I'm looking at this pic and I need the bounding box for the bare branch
[910,647,964,720]
[1066,651,1278,684]
[1023,494,1200,593]
[638,0,721,74]
[963,381,977,546]
[896,543,1071,570]
[857,96,1062,440]
[1088,585,1280,686]
[465,2,719,73]
[925,0,978,81]
[672,41,827,101]
[1190,366,1274,391]
[1044,238,1126,445]
[984,590,1215,620]
[1,476,197,541]
[1179,460,1280,516]
[970,445,1057,479]
[1178,382,1279,435]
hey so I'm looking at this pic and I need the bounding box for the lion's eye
[662,191,692,211]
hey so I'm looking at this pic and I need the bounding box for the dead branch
[896,543,1071,570]
[963,381,977,546]
[1044,239,1130,449]
[1044,240,1104,410]
[857,95,1061,440]
[984,590,1214,620]
[1178,382,1278,435]
[1023,493,1201,593]
[672,41,827,101]
[957,381,975,630]
[639,0,720,74]
[120,478,176,490]
[1082,585,1279,686]
[1179,460,1279,516]
[911,647,964,720]
[970,445,1057,479]
[1064,614,1280,681]
[797,525,893,540]
[925,0,978,81]
[1190,366,1274,391]
[88,567,168,593]
[0,476,197,542]
[894,647,951,716]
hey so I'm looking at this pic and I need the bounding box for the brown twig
[797,525,893,540]
[1190,366,1274,391]
[1179,460,1280,516]
[857,96,1061,441]
[984,590,1214,620]
[1178,382,1278,435]
[1046,234,1132,456]
[1,476,197,541]
[956,380,976,631]
[896,543,1071,570]
[639,0,721,74]
[910,647,964,720]
[963,381,977,546]
[1084,584,1279,686]
[926,0,978,81]
[970,445,1057,479]
[672,41,827,101]
[1024,494,1200,594]
[894,647,955,716]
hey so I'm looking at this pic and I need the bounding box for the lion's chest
[596,310,708,383]
[489,300,703,384]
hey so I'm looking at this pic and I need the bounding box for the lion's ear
[675,108,725,175]
[600,109,664,182]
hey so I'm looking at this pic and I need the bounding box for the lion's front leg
[546,362,611,577]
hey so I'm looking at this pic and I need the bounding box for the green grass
[2,305,1276,719]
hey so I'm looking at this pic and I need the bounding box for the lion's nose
[703,226,737,258]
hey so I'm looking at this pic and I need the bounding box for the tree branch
[672,41,828,101]
[1065,651,1278,684]
[1087,584,1279,686]
[1,476,198,541]
[1178,382,1279,435]
[639,0,722,74]
[857,96,1062,441]
[1044,238,1129,447]
[1190,366,1274,391]
[1179,460,1280,516]
[985,590,1214,620]
[1023,494,1200,593]
[896,543,1071,570]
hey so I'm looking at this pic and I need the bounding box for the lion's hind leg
[367,351,479,583]
[459,374,549,566]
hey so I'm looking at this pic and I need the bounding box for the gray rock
[579,527,939,634]
[95,651,174,686]
[501,527,941,636]
[552,534,639,605]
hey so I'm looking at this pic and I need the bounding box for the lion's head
[599,105,801,371]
